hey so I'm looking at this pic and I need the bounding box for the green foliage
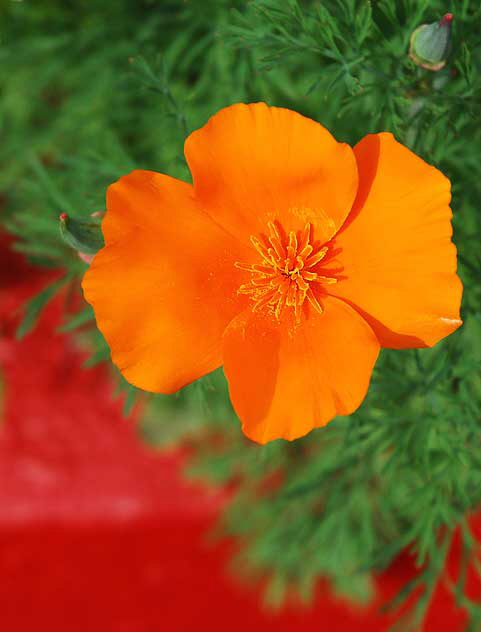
[2,1,481,629]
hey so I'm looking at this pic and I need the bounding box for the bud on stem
[59,213,104,263]
[409,13,453,71]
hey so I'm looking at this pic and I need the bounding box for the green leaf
[83,346,111,368]
[123,386,139,416]
[57,306,94,333]
[356,2,372,45]
[16,275,71,339]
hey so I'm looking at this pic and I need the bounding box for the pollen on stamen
[235,221,338,323]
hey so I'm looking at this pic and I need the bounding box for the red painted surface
[0,235,478,631]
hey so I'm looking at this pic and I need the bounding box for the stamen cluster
[235,222,337,322]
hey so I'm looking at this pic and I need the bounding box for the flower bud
[59,212,104,263]
[409,13,453,71]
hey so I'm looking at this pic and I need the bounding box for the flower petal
[82,170,247,393]
[330,133,463,349]
[222,297,380,444]
[185,102,358,244]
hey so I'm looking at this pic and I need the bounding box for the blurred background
[1,1,481,630]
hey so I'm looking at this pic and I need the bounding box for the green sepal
[59,214,104,255]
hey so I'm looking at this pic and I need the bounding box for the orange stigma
[235,222,337,322]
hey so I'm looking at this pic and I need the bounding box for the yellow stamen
[305,246,328,268]
[306,288,324,315]
[235,221,338,323]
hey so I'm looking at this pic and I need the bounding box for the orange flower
[82,103,463,444]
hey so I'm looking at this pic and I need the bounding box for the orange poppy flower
[82,103,463,444]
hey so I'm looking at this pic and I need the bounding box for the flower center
[235,222,337,322]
